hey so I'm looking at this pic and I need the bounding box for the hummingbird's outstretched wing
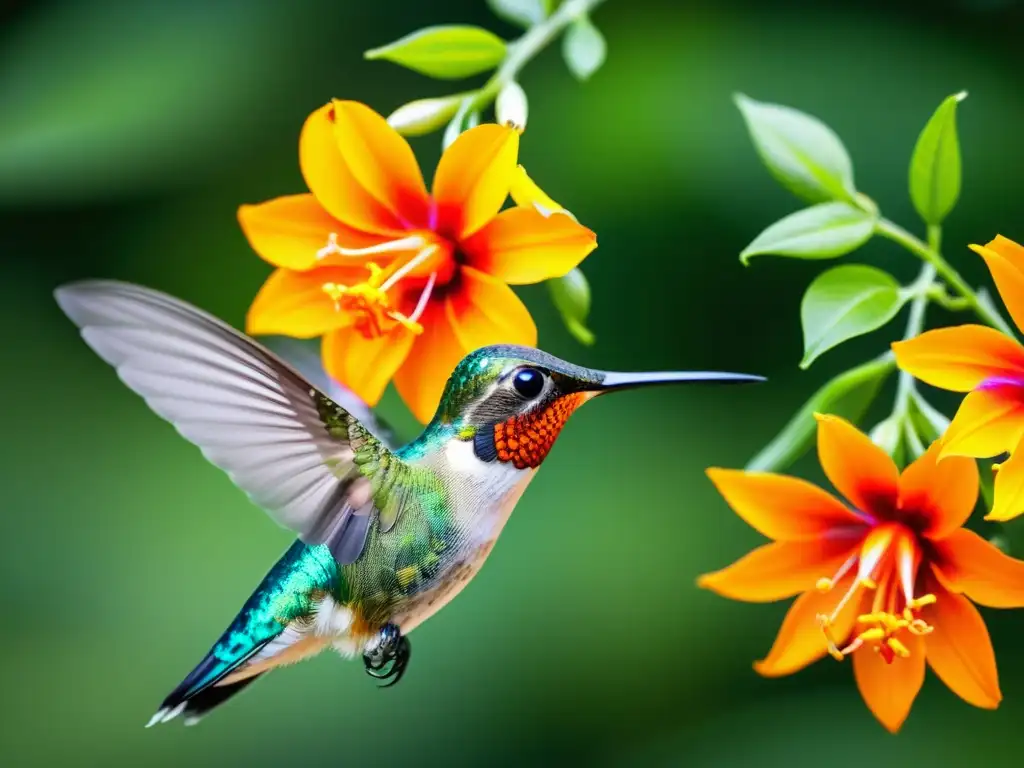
[55,279,399,564]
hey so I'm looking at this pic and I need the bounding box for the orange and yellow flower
[239,100,597,422]
[699,413,1024,733]
[893,235,1024,521]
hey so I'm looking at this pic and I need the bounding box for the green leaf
[562,15,606,81]
[909,91,967,226]
[800,265,907,369]
[365,26,507,80]
[548,268,595,345]
[734,93,857,204]
[746,355,895,472]
[740,202,877,265]
[487,0,550,28]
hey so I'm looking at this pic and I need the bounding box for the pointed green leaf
[487,0,550,28]
[365,26,507,80]
[746,355,895,472]
[740,202,877,265]
[548,268,595,345]
[562,15,606,81]
[909,91,967,226]
[734,93,857,204]
[800,265,906,368]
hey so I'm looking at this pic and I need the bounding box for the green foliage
[740,202,877,264]
[562,15,607,81]
[799,265,907,368]
[909,91,967,226]
[548,268,596,345]
[487,0,552,28]
[737,89,1018,530]
[365,26,507,80]
[734,93,857,204]
[746,356,896,472]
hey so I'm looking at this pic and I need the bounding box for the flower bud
[387,94,466,137]
[869,418,901,457]
[495,80,528,133]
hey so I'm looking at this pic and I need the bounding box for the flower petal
[940,385,1024,459]
[892,325,1024,393]
[933,528,1024,608]
[238,194,385,271]
[922,580,1002,709]
[753,574,862,677]
[697,539,858,603]
[322,324,415,407]
[897,440,979,539]
[461,206,598,285]
[330,100,431,228]
[971,235,1024,335]
[705,468,866,542]
[394,300,467,424]
[814,413,899,516]
[246,267,357,338]
[299,103,406,235]
[988,443,1024,522]
[852,631,925,733]
[433,124,519,240]
[445,266,537,351]
[509,164,566,214]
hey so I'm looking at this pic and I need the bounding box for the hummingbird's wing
[55,279,399,565]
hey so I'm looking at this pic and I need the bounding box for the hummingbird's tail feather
[146,541,339,727]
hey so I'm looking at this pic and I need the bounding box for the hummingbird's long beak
[590,370,766,394]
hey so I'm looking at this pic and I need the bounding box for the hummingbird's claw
[362,623,411,688]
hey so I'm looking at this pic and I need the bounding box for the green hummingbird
[55,280,764,727]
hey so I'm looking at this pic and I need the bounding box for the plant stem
[876,218,1015,335]
[891,262,934,423]
[469,0,608,113]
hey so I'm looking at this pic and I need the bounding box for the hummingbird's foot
[362,623,411,688]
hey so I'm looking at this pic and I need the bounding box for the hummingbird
[54,280,764,727]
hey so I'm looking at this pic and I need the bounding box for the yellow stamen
[887,638,911,658]
[321,262,425,339]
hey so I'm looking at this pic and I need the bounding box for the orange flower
[699,413,1024,733]
[239,100,597,422]
[893,235,1024,521]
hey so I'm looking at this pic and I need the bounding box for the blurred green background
[2,0,1024,765]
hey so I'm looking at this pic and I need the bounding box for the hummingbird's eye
[512,367,545,399]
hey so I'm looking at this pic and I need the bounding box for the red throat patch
[493,392,590,469]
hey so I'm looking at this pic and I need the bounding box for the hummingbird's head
[434,345,765,470]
